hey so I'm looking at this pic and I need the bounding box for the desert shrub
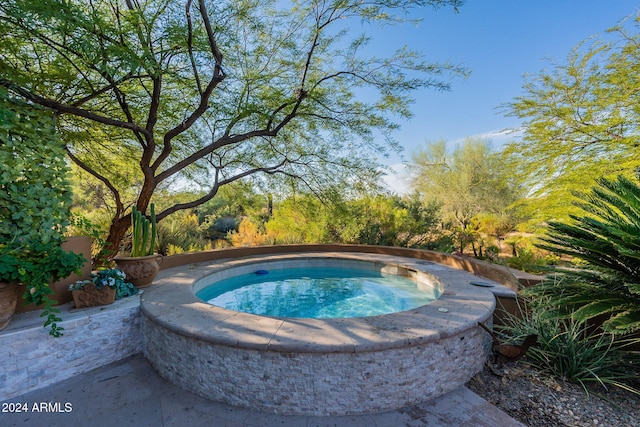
[156,212,210,255]
[497,297,639,394]
[505,247,554,273]
[229,218,268,246]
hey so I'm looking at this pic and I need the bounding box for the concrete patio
[2,353,524,427]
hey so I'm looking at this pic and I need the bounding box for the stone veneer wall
[142,315,490,416]
[0,297,141,401]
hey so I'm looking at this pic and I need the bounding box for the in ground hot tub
[141,252,498,416]
[196,261,442,318]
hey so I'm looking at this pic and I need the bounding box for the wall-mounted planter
[71,284,116,308]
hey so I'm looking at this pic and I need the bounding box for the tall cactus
[131,203,157,257]
[149,203,157,256]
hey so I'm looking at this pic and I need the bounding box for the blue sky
[376,0,639,192]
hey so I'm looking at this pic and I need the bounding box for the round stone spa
[141,252,500,416]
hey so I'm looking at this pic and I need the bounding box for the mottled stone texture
[71,284,116,308]
[143,315,490,416]
[0,301,141,401]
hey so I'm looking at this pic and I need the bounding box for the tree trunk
[99,184,155,266]
[98,216,132,266]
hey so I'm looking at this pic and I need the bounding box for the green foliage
[70,268,137,299]
[470,212,521,257]
[68,213,111,268]
[0,88,72,245]
[1,242,84,337]
[0,0,467,254]
[130,204,157,257]
[257,192,443,248]
[497,297,639,394]
[0,88,84,337]
[336,194,443,247]
[114,279,137,299]
[501,237,559,273]
[264,197,328,244]
[533,175,640,336]
[197,183,270,240]
[410,138,522,232]
[504,18,640,224]
[156,210,212,255]
[165,244,185,256]
[409,138,522,254]
[505,247,548,273]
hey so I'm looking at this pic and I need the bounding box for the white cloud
[447,128,523,148]
[381,163,412,195]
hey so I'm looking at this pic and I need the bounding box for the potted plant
[0,242,85,336]
[69,268,137,308]
[114,204,162,288]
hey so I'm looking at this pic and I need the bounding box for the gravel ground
[466,363,640,427]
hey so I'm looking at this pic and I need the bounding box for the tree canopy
[409,138,521,230]
[0,0,466,256]
[504,16,640,223]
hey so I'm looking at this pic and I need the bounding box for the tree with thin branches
[0,0,466,258]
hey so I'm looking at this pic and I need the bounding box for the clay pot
[0,282,19,330]
[113,254,162,288]
[71,284,116,308]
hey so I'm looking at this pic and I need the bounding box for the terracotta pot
[71,283,116,308]
[0,282,19,330]
[113,254,162,288]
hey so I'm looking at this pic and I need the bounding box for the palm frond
[603,310,640,335]
[534,175,640,337]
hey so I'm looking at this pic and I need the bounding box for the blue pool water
[196,267,440,318]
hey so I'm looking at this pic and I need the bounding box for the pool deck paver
[2,353,525,427]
